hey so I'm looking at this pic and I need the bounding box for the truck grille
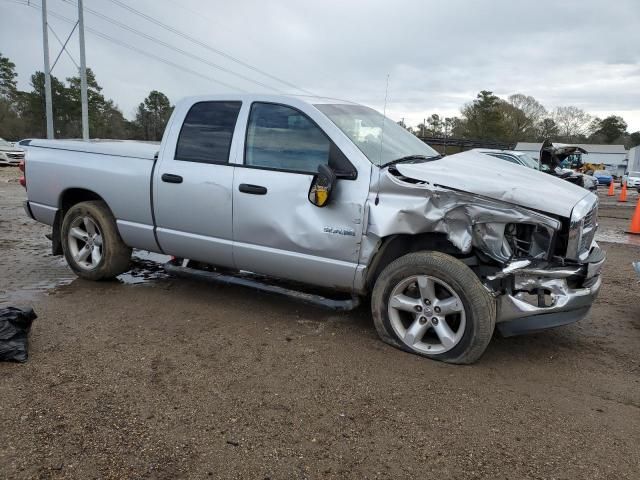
[566,196,598,261]
[7,152,25,160]
[579,203,597,255]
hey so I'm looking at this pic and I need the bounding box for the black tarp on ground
[0,307,37,363]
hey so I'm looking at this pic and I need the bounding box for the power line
[48,21,79,71]
[23,2,247,92]
[104,0,316,96]
[60,0,283,93]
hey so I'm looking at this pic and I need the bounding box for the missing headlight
[505,223,552,259]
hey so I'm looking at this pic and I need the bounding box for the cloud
[1,0,639,130]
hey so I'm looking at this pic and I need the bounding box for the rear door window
[175,101,242,164]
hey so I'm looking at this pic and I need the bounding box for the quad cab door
[232,102,368,290]
[153,101,242,268]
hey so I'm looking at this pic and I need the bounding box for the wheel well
[365,233,465,290]
[51,189,106,256]
[60,188,104,212]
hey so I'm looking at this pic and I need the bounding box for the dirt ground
[1,166,639,479]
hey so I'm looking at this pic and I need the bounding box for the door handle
[239,183,267,195]
[161,173,183,184]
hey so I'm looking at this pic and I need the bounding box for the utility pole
[78,0,89,140]
[41,0,54,139]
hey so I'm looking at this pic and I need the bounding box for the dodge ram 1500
[21,94,605,363]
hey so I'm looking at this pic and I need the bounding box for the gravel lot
[1,167,639,479]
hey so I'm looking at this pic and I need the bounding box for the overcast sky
[1,0,640,131]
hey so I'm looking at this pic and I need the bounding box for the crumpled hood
[395,150,591,217]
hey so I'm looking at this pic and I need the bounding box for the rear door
[153,101,242,267]
[232,102,365,289]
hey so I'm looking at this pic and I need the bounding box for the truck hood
[395,150,591,218]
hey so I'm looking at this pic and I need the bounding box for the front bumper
[495,245,605,336]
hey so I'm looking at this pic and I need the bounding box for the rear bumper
[495,246,605,336]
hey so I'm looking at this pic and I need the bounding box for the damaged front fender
[362,168,561,267]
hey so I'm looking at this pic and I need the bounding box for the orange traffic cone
[618,182,628,202]
[607,181,615,196]
[629,198,640,235]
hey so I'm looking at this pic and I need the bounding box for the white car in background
[622,171,640,191]
[0,137,25,166]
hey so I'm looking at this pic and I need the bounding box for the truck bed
[25,139,161,252]
[26,139,160,160]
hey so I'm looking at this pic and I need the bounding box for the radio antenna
[375,74,390,205]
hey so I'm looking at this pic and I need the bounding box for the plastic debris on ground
[0,307,37,363]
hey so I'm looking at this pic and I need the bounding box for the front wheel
[371,251,496,364]
[61,200,132,280]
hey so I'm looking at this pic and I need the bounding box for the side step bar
[163,262,361,312]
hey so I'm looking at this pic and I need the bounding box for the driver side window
[245,103,331,174]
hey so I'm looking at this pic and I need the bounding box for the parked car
[593,170,613,186]
[0,137,25,166]
[21,94,605,364]
[622,171,640,191]
[476,147,597,191]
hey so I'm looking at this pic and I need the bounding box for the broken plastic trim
[163,262,361,311]
[487,259,583,280]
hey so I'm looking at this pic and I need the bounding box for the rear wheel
[61,200,131,280]
[371,251,495,364]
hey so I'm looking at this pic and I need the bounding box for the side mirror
[308,164,336,208]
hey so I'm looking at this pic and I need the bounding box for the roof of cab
[177,93,360,108]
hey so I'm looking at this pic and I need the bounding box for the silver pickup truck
[21,94,605,363]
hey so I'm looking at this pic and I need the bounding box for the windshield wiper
[381,154,442,168]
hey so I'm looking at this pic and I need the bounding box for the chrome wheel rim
[388,275,466,355]
[68,215,103,270]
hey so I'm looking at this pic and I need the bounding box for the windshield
[514,152,539,170]
[314,103,439,166]
[629,171,640,177]
[0,138,12,148]
[595,170,609,175]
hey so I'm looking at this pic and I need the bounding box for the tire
[371,251,495,364]
[61,200,132,280]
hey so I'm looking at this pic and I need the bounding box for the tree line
[0,52,172,141]
[406,90,640,148]
[2,51,639,148]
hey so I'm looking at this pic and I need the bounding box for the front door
[232,102,365,290]
[154,101,242,268]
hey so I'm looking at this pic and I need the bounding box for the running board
[163,262,361,311]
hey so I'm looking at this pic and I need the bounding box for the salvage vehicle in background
[621,171,640,191]
[537,141,599,191]
[0,138,25,166]
[21,94,605,364]
[471,148,540,169]
[593,170,613,186]
[476,146,597,191]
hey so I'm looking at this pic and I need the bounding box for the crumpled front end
[361,168,604,335]
[489,246,605,335]
[362,168,562,266]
